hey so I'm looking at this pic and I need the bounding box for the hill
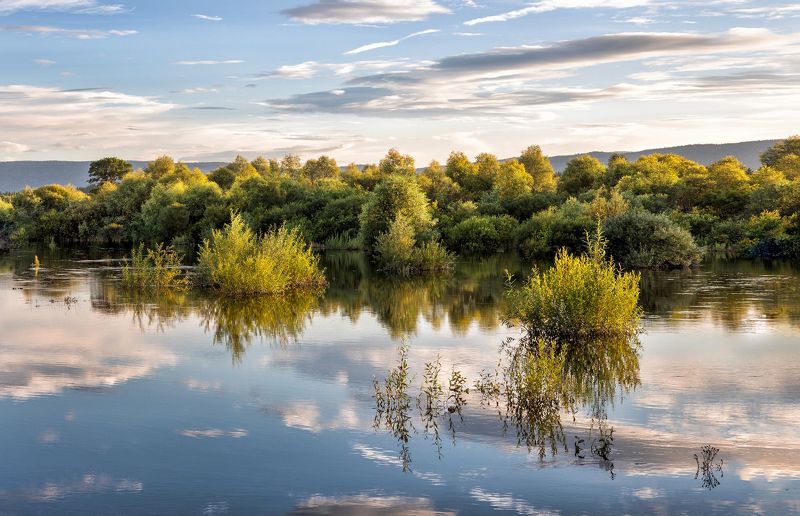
[547,140,776,172]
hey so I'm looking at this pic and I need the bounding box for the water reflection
[694,445,724,490]
[373,334,640,472]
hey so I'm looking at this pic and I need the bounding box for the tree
[88,157,132,185]
[558,155,605,196]
[760,136,800,179]
[280,154,303,176]
[359,175,433,253]
[519,145,556,192]
[302,155,339,181]
[145,155,176,178]
[379,148,416,176]
[494,160,533,202]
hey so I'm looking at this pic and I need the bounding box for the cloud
[0,0,126,14]
[289,494,454,515]
[0,140,31,153]
[0,24,137,38]
[464,0,653,25]
[282,0,449,25]
[344,28,438,55]
[191,13,222,21]
[34,58,55,65]
[265,28,800,118]
[178,428,248,438]
[174,59,244,65]
[259,58,416,79]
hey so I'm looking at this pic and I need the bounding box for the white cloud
[282,0,449,24]
[465,0,653,25]
[191,13,222,21]
[0,24,137,39]
[0,140,30,153]
[34,58,56,65]
[0,0,125,14]
[344,28,439,55]
[174,59,243,65]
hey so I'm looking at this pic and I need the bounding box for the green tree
[519,145,556,192]
[359,175,433,253]
[558,155,605,196]
[88,157,133,185]
[760,136,800,179]
[379,148,416,176]
[494,160,534,202]
[302,155,340,181]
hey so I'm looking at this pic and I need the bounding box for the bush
[446,214,518,255]
[197,214,325,295]
[504,231,642,344]
[122,243,189,290]
[514,199,594,258]
[359,175,434,253]
[602,210,702,269]
[375,217,453,274]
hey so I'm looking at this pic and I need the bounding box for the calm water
[1,249,799,515]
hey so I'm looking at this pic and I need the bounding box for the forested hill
[0,139,778,192]
[0,161,226,192]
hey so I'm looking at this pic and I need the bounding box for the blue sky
[1,0,799,163]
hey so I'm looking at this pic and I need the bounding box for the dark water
[1,249,799,515]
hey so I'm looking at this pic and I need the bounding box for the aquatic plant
[122,243,189,290]
[504,228,642,345]
[197,214,326,296]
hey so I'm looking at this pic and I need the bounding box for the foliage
[602,210,702,269]
[88,157,133,185]
[446,214,518,255]
[761,136,800,179]
[375,216,453,273]
[558,155,605,196]
[504,230,642,344]
[359,174,434,253]
[197,214,325,295]
[122,243,189,290]
[519,145,557,193]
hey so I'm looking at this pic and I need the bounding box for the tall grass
[122,243,189,290]
[504,228,642,344]
[197,214,325,296]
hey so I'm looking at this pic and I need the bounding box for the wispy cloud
[344,28,439,55]
[34,58,56,65]
[174,59,243,65]
[0,24,137,38]
[282,0,449,25]
[464,0,653,26]
[259,58,416,79]
[0,0,126,15]
[191,13,222,21]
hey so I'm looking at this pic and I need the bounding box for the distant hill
[0,139,779,192]
[0,161,226,192]
[547,140,776,172]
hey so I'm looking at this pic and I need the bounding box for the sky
[1,0,799,163]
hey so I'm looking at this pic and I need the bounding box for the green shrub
[741,210,794,259]
[446,214,518,255]
[359,175,434,253]
[323,231,362,250]
[504,231,642,344]
[375,217,453,274]
[197,214,325,295]
[514,198,594,258]
[602,210,702,269]
[122,243,189,290]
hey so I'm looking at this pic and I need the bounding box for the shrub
[446,214,518,255]
[197,214,325,295]
[359,175,434,253]
[375,217,453,274]
[504,231,642,344]
[514,198,594,258]
[602,210,702,269]
[741,210,794,259]
[122,243,189,290]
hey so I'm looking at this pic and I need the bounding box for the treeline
[1,137,799,268]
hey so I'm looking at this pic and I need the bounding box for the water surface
[1,249,799,515]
